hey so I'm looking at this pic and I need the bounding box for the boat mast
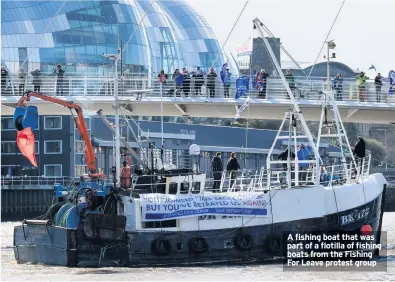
[253,18,322,185]
[104,53,121,185]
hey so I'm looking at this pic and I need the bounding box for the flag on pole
[368,65,376,72]
[235,97,251,120]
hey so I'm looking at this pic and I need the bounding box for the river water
[1,214,395,281]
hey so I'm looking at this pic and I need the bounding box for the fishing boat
[13,18,387,267]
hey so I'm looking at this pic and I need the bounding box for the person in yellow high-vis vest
[355,71,369,101]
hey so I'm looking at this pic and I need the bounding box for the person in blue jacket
[297,144,311,181]
[222,68,232,98]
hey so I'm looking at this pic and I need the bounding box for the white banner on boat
[140,192,270,222]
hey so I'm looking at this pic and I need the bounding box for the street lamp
[104,53,121,184]
[377,129,388,170]
[326,40,336,91]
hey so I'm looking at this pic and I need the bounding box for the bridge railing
[2,74,394,103]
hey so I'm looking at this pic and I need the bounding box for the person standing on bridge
[356,71,369,102]
[1,66,8,94]
[17,67,26,95]
[54,64,65,95]
[375,73,383,102]
[211,152,223,192]
[285,69,295,99]
[207,68,218,98]
[256,69,270,99]
[333,73,343,101]
[182,68,191,97]
[31,68,42,93]
[172,69,184,97]
[192,67,204,96]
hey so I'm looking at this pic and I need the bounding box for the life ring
[188,237,208,254]
[266,235,283,255]
[151,238,172,256]
[234,234,253,251]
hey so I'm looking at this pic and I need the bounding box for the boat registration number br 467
[340,207,370,226]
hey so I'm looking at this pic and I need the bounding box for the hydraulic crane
[17,91,103,179]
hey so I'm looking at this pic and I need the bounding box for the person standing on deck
[297,144,311,182]
[211,152,223,193]
[227,152,240,189]
[353,136,366,174]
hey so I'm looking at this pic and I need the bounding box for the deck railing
[0,155,372,192]
[2,74,394,104]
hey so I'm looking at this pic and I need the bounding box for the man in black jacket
[192,67,204,95]
[227,152,240,188]
[211,152,223,192]
[353,136,366,174]
[207,68,217,98]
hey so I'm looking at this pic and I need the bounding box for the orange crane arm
[18,92,98,175]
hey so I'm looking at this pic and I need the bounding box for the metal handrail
[1,74,394,104]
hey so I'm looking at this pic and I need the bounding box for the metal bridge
[1,74,395,123]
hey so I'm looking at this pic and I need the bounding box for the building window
[44,141,62,154]
[44,165,62,177]
[75,141,85,154]
[1,141,39,154]
[44,116,62,130]
[75,165,87,176]
[1,117,14,130]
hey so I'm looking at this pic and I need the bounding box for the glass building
[1,0,238,75]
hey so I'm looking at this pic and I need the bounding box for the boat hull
[13,185,386,267]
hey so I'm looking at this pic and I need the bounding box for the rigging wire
[94,0,156,95]
[258,23,308,78]
[210,0,250,69]
[307,0,346,79]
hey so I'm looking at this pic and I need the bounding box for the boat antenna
[307,0,346,80]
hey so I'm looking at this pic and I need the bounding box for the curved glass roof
[1,0,239,76]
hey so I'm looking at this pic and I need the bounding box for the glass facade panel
[1,0,238,76]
